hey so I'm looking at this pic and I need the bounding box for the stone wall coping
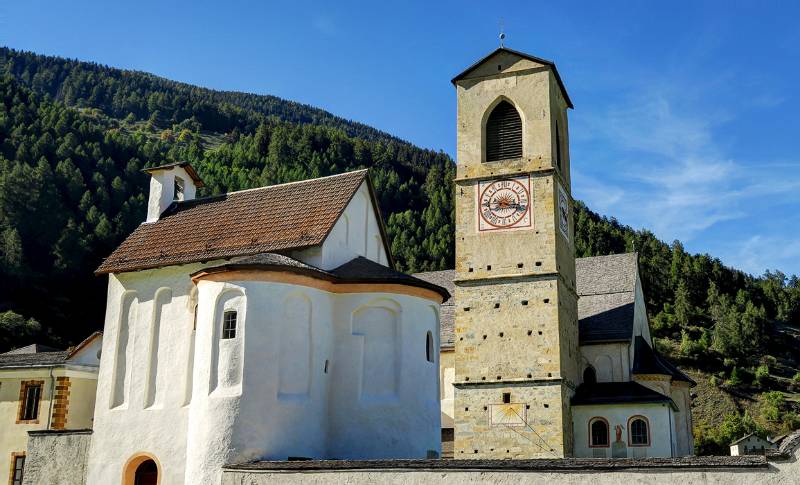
[224,456,768,472]
[27,428,93,436]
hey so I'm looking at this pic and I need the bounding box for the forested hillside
[1,47,798,453]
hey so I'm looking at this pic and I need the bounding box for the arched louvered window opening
[485,101,522,162]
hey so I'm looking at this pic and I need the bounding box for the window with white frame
[222,310,237,339]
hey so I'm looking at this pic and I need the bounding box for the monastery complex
[2,47,798,485]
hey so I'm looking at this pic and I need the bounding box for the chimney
[142,162,204,222]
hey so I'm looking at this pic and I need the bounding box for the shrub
[709,376,720,387]
[723,358,737,369]
[783,412,800,432]
[762,391,785,422]
[727,366,742,386]
[792,372,800,385]
[754,364,770,387]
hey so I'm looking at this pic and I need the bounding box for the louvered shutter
[486,101,522,162]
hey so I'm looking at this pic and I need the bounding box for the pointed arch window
[486,101,522,162]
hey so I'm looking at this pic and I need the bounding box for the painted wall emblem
[489,403,527,427]
[477,176,532,232]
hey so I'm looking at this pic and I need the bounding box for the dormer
[143,162,204,222]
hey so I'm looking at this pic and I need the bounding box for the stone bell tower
[451,47,579,458]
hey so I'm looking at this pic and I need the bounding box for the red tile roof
[96,170,372,274]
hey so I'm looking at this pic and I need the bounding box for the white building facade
[86,166,447,485]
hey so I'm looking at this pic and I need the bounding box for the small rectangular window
[502,392,511,404]
[11,454,24,485]
[222,310,237,339]
[174,176,185,201]
[20,383,41,421]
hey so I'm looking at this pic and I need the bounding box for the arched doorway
[123,454,160,485]
[134,460,158,485]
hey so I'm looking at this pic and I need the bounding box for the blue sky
[3,1,799,276]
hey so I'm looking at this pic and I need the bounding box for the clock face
[477,176,532,231]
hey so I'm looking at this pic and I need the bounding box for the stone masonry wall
[22,429,91,485]
[453,50,579,459]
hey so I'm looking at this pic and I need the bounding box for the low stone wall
[222,440,800,485]
[23,429,92,485]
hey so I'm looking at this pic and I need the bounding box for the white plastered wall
[579,343,630,383]
[292,182,388,270]
[670,384,694,456]
[439,350,455,428]
[146,166,197,223]
[85,262,216,485]
[183,278,441,485]
[91,264,441,485]
[572,403,675,458]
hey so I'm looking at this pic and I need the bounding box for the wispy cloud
[725,235,800,276]
[572,77,800,274]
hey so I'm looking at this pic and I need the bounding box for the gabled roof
[632,336,696,385]
[730,432,762,446]
[97,170,391,274]
[451,47,573,109]
[572,381,675,408]
[2,343,61,355]
[413,253,641,350]
[1,332,103,369]
[0,350,69,369]
[192,254,450,301]
[142,161,205,187]
[66,331,103,359]
[576,253,639,344]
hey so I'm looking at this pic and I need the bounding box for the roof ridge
[170,169,369,207]
[579,290,635,296]
[224,169,368,196]
[576,252,637,261]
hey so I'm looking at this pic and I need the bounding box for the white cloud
[572,80,800,270]
[723,235,800,276]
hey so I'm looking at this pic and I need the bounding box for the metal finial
[499,20,505,47]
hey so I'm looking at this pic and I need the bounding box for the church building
[21,45,699,485]
[86,164,448,484]
[414,46,694,459]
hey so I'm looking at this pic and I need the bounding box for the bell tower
[451,47,579,458]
